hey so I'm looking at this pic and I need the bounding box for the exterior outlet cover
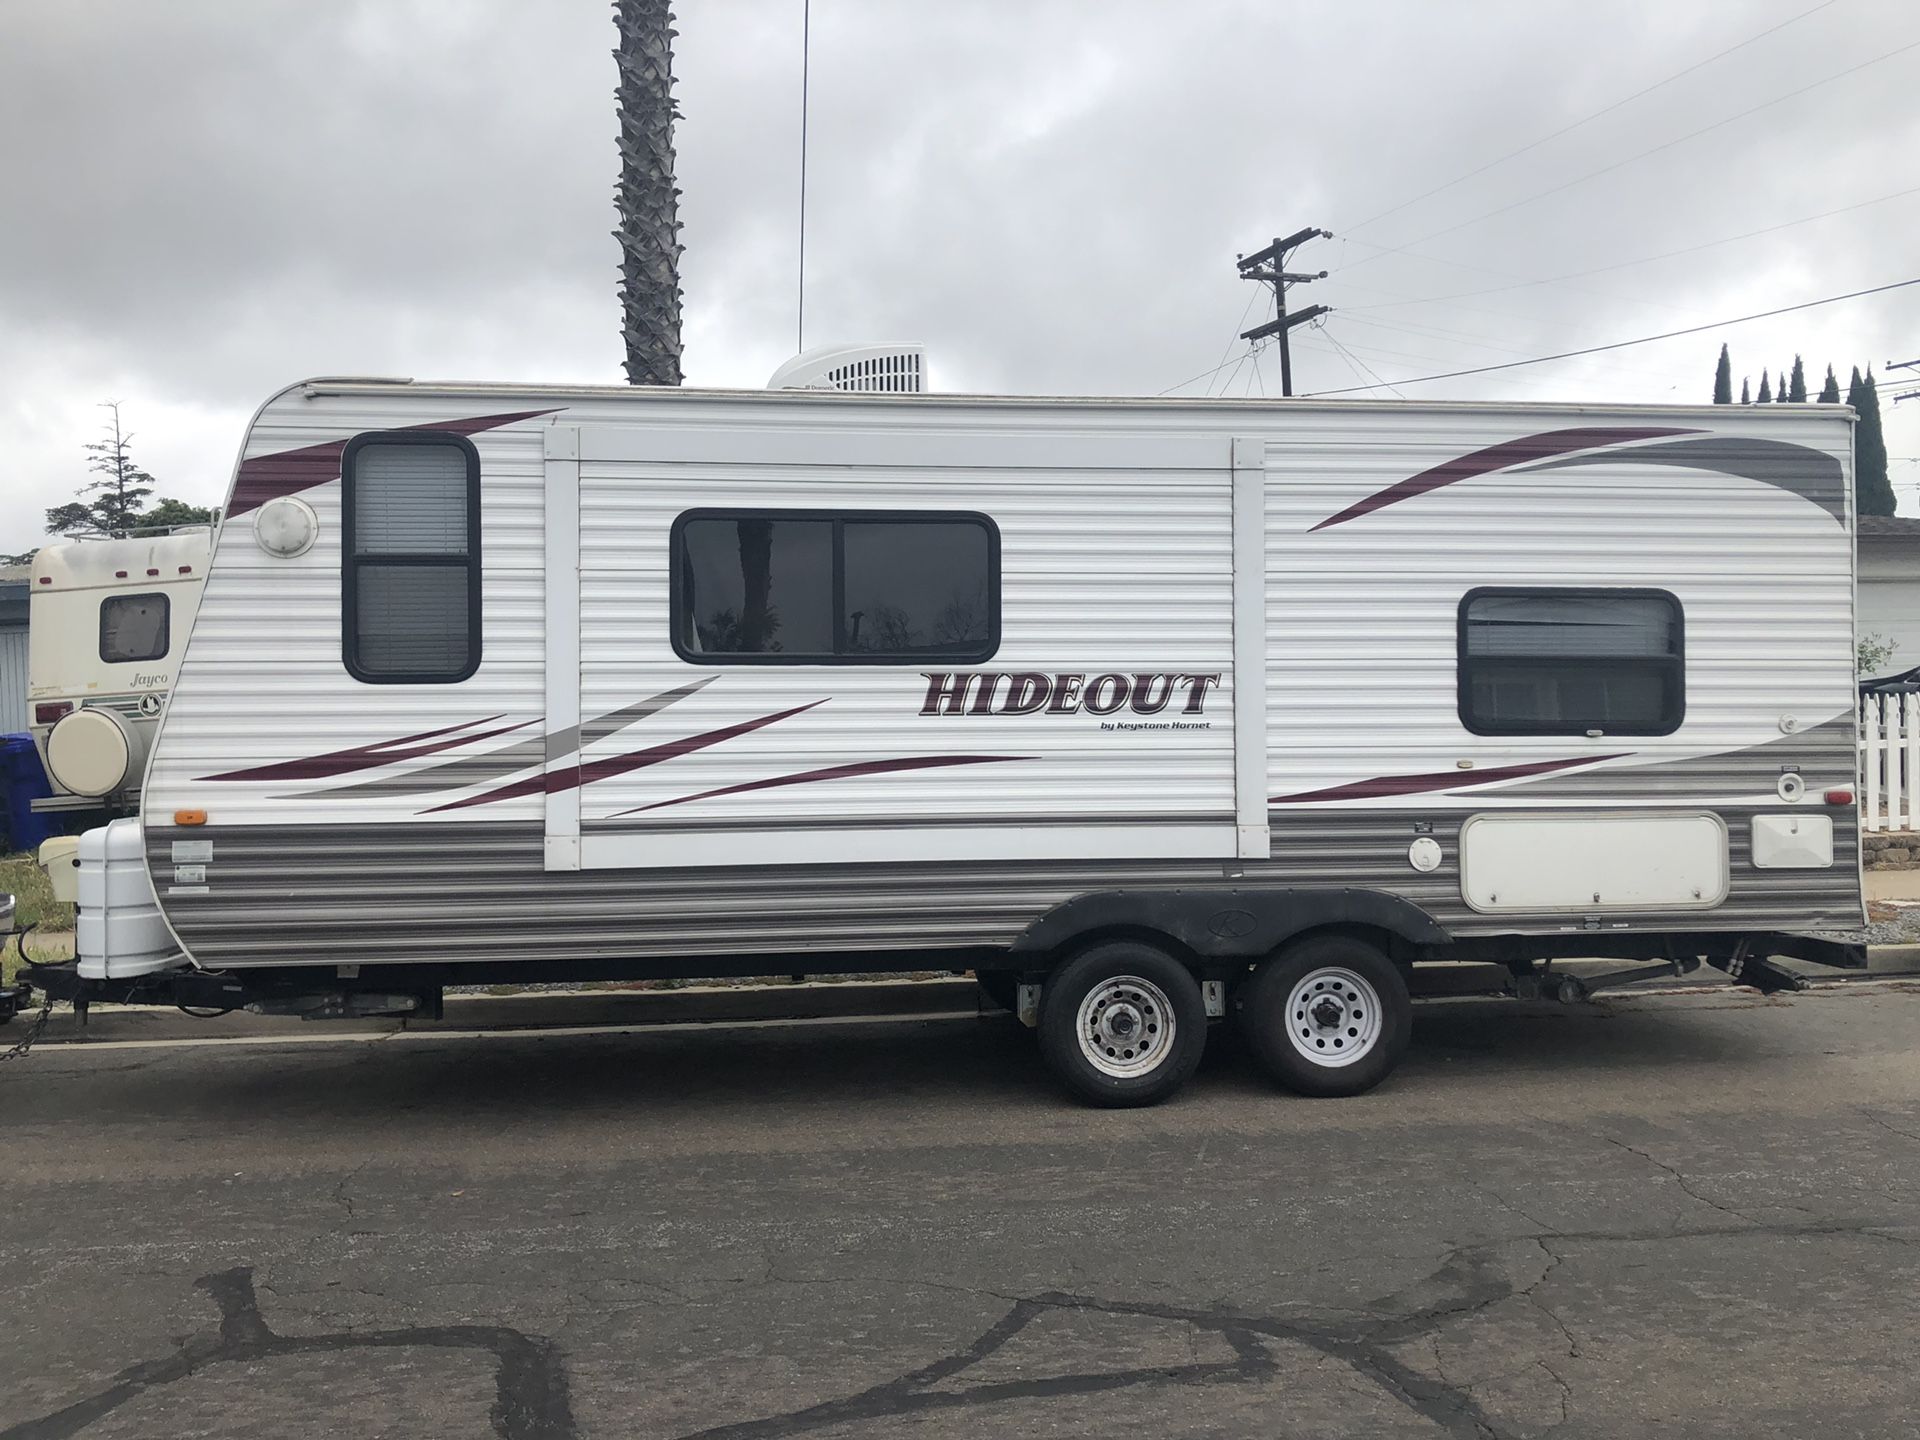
[1408,837,1443,872]
[1751,814,1834,868]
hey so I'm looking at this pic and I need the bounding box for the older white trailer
[25,530,211,816]
[6,378,1866,1102]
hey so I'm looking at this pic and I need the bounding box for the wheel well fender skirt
[1009,887,1451,959]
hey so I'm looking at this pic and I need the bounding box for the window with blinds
[1458,588,1683,736]
[100,593,169,664]
[341,433,481,683]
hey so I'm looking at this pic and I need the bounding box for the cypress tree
[1819,364,1840,403]
[1788,355,1807,402]
[1857,368,1895,516]
[1740,377,1751,404]
[1713,344,1733,403]
[1758,370,1772,403]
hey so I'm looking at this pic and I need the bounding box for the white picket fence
[1861,693,1920,832]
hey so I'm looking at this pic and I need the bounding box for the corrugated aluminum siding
[0,625,27,732]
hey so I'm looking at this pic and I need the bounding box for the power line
[1203,288,1264,397]
[1303,275,1920,397]
[1344,182,1920,313]
[1337,34,1920,276]
[1341,0,1839,236]
[1319,330,1406,399]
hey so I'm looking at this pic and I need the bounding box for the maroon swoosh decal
[201,717,533,783]
[427,700,828,812]
[608,754,1032,817]
[1270,753,1629,804]
[228,408,562,517]
[1309,427,1701,532]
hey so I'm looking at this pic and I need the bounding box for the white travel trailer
[11,379,1865,1103]
[26,531,211,814]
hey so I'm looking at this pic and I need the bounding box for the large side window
[100,593,169,664]
[342,432,481,683]
[673,510,998,663]
[1459,588,1683,736]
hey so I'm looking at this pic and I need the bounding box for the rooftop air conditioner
[767,343,925,394]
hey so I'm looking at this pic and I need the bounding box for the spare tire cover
[46,709,134,796]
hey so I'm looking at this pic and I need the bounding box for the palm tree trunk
[613,0,684,386]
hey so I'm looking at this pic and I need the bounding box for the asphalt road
[3,981,1919,1439]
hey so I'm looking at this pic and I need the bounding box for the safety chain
[0,991,56,1065]
[1,925,57,1065]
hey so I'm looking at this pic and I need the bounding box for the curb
[1866,943,1920,976]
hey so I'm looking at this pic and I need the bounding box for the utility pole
[1236,228,1332,397]
[1889,358,1920,405]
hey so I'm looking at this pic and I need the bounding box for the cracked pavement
[3,983,1920,1437]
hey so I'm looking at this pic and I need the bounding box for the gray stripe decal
[1519,437,1846,524]
[289,677,715,800]
[1496,714,1853,801]
[583,811,1232,835]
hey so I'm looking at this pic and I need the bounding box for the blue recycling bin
[0,734,60,856]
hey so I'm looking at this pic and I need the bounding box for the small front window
[1459,588,1683,736]
[342,433,481,683]
[100,593,169,664]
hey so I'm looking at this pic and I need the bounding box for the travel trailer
[8,378,1865,1103]
[26,531,211,816]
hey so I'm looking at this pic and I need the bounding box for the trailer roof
[285,376,1858,424]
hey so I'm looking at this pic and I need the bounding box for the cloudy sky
[3,0,1917,545]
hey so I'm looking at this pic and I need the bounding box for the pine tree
[45,402,156,536]
[1758,370,1772,403]
[1740,377,1751,404]
[1819,364,1841,403]
[1857,368,1894,516]
[1713,344,1733,403]
[1788,355,1807,403]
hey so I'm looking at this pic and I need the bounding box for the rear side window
[100,593,169,664]
[1459,588,1683,736]
[673,510,998,663]
[342,433,481,683]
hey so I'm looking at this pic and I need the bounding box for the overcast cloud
[3,0,1918,543]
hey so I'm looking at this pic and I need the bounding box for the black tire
[1235,935,1411,1098]
[975,971,1019,1013]
[1037,942,1206,1108]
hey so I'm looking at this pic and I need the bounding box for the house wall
[1858,538,1920,674]
[0,575,28,732]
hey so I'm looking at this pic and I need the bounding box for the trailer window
[342,433,481,683]
[1459,589,1682,736]
[99,593,169,664]
[673,510,998,663]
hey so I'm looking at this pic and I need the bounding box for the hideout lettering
[920,671,1221,717]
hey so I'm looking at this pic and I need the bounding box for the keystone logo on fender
[920,671,1221,717]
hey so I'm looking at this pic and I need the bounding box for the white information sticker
[171,840,213,863]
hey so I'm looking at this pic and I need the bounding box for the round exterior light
[253,496,318,558]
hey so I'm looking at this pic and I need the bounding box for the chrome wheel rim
[1075,975,1176,1078]
[1284,966,1382,1068]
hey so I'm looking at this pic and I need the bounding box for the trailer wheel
[1038,942,1205,1107]
[1236,936,1410,1098]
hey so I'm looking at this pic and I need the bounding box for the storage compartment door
[1459,812,1728,911]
